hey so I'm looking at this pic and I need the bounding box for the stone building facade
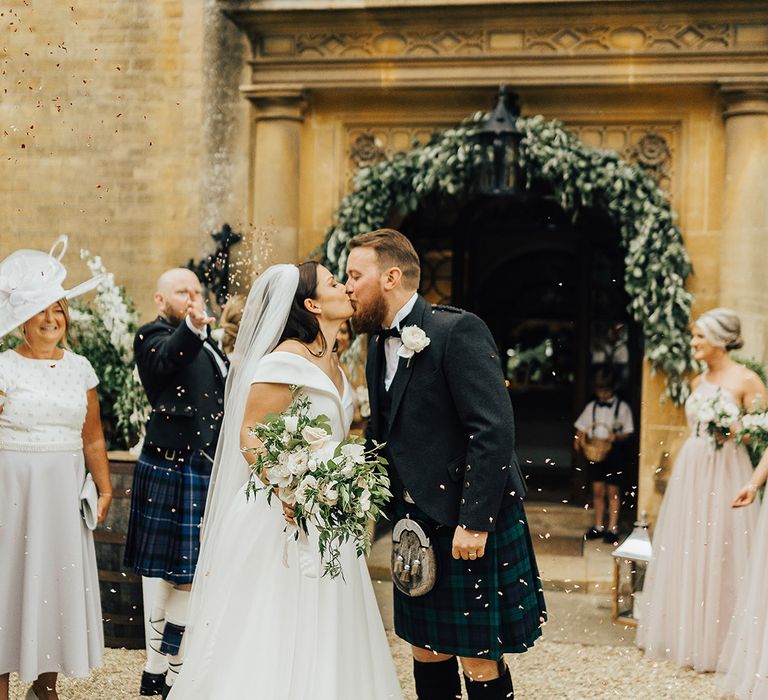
[2,0,768,520]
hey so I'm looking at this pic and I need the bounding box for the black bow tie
[379,327,401,340]
[596,400,615,408]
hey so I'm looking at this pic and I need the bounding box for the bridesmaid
[636,308,765,672]
[718,450,768,697]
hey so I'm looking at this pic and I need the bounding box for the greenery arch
[322,114,695,403]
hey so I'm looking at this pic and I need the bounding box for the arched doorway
[398,193,642,504]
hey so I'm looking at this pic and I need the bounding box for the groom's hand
[452,527,488,561]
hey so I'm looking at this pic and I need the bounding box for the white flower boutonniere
[398,325,431,367]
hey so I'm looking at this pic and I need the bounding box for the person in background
[574,366,634,545]
[0,240,112,700]
[124,268,228,698]
[637,307,766,672]
[336,318,353,355]
[215,294,245,357]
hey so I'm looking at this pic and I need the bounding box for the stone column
[244,87,308,264]
[718,80,768,362]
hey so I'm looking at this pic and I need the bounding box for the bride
[169,262,403,699]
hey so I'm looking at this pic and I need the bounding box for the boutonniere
[397,325,431,367]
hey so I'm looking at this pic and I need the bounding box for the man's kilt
[392,496,546,659]
[124,446,212,585]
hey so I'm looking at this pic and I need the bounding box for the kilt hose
[393,496,546,659]
[124,447,212,585]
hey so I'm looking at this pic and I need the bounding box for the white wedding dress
[169,352,403,699]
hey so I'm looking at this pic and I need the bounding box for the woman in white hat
[0,238,113,700]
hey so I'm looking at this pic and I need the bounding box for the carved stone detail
[566,124,678,194]
[289,30,485,59]
[345,122,679,195]
[257,22,765,62]
[344,124,454,190]
[349,132,387,169]
[629,133,673,186]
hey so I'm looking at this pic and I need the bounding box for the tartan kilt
[393,496,546,659]
[123,447,212,585]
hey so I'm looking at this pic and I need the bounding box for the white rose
[287,449,310,476]
[284,415,299,434]
[302,425,330,451]
[320,483,338,506]
[341,443,366,464]
[265,462,292,488]
[698,406,716,424]
[398,325,431,359]
[359,488,371,513]
[295,474,318,504]
[339,463,356,479]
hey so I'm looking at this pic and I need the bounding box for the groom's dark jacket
[365,294,526,533]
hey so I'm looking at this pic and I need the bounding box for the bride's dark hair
[278,261,329,356]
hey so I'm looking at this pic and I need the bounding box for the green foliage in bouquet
[246,387,392,579]
[321,113,694,403]
[733,357,768,466]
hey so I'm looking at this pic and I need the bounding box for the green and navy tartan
[393,496,546,659]
[124,447,212,585]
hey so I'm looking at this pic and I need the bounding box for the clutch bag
[80,472,98,531]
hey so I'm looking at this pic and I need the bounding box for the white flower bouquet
[737,409,768,462]
[689,390,741,449]
[245,387,391,579]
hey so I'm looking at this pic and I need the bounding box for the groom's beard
[351,293,388,335]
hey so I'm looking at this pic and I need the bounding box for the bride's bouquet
[689,389,741,449]
[244,387,392,579]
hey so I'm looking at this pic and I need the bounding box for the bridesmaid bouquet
[245,387,392,578]
[689,390,741,449]
[737,409,768,462]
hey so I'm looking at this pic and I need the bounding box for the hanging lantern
[611,511,653,626]
[477,85,524,195]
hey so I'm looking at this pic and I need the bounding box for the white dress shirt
[185,315,228,378]
[574,396,634,440]
[383,292,418,391]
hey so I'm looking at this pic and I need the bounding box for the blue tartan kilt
[123,447,212,585]
[393,496,547,659]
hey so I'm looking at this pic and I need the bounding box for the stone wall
[0,0,248,319]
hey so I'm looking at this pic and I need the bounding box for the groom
[346,229,546,700]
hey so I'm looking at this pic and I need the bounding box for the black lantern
[477,85,523,196]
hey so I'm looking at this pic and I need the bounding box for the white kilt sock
[142,577,174,674]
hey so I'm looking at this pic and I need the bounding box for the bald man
[124,269,228,698]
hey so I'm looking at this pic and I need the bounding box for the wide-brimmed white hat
[0,235,104,339]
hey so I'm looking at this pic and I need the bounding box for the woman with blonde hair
[0,239,112,700]
[637,308,765,672]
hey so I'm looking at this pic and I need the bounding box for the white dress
[636,376,757,672]
[0,349,103,680]
[170,352,403,699]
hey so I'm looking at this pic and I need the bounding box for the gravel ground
[9,633,719,699]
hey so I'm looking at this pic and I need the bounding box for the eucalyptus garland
[322,113,694,403]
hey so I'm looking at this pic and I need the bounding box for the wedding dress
[169,349,403,698]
